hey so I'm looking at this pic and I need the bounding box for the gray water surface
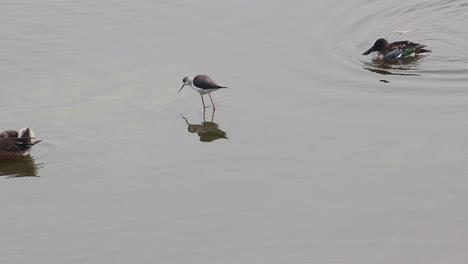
[1,0,468,263]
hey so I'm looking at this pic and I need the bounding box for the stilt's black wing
[193,75,227,89]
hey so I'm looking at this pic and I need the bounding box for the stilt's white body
[190,85,218,95]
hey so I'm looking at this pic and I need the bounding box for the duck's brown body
[363,38,431,61]
[0,128,41,159]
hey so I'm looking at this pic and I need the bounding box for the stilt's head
[178,76,193,93]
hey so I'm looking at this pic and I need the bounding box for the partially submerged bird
[362,38,431,61]
[178,74,227,110]
[0,127,41,159]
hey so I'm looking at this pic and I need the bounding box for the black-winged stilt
[178,74,227,110]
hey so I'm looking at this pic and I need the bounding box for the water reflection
[0,156,41,178]
[181,111,228,142]
[363,59,423,76]
[364,67,421,76]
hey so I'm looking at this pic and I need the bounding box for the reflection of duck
[363,58,422,77]
[363,67,420,76]
[0,156,40,177]
[181,111,228,142]
[0,127,41,159]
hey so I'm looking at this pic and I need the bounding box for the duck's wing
[0,138,40,152]
[384,49,404,60]
[390,41,431,53]
[389,40,412,49]
[0,138,29,152]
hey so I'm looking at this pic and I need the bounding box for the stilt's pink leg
[208,93,216,111]
[200,94,206,109]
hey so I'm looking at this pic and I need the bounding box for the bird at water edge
[178,74,228,111]
[0,127,41,159]
[362,38,431,61]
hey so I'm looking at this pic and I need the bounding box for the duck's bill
[178,84,185,93]
[362,46,375,55]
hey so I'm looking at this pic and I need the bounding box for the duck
[362,38,431,61]
[0,127,41,158]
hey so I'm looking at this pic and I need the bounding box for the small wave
[318,0,468,90]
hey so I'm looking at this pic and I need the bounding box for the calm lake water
[1,0,468,263]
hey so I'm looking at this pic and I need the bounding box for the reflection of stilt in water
[181,111,228,142]
[0,156,40,177]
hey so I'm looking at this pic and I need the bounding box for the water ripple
[321,0,468,90]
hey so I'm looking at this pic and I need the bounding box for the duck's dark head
[362,38,389,55]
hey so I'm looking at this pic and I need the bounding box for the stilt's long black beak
[362,46,376,55]
[178,84,185,93]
